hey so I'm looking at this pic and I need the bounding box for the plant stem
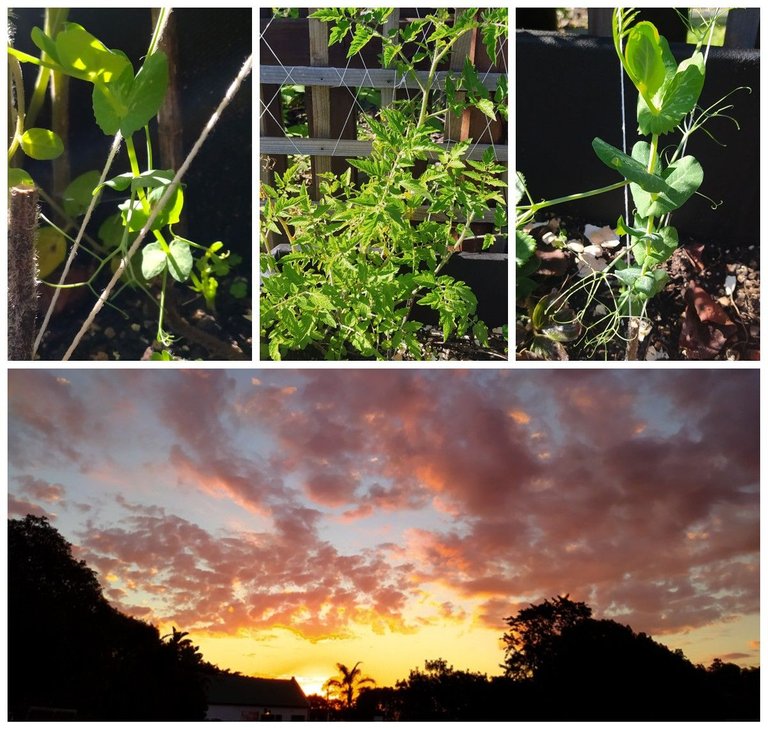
[517,180,629,219]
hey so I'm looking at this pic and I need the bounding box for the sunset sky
[7,368,760,694]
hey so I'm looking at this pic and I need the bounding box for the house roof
[206,674,309,709]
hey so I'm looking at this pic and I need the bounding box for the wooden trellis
[260,8,508,242]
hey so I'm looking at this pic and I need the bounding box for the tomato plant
[261,8,508,360]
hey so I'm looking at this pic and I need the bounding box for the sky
[7,368,760,695]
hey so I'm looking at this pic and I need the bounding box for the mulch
[517,214,759,361]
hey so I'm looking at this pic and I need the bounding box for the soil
[33,273,252,361]
[517,214,760,361]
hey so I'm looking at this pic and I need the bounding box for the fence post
[445,24,476,142]
[380,10,400,108]
[308,14,333,199]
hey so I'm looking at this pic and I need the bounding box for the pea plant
[517,8,745,359]
[8,10,242,358]
[261,8,507,360]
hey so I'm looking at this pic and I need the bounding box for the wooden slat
[259,200,500,224]
[260,136,508,161]
[260,65,504,91]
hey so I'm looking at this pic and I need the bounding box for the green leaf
[308,9,345,23]
[516,230,536,268]
[30,26,60,64]
[614,266,643,288]
[118,182,184,232]
[382,42,399,68]
[92,65,134,135]
[92,52,168,137]
[55,23,131,83]
[481,17,502,63]
[141,242,167,279]
[101,172,134,192]
[229,280,248,299]
[62,170,101,217]
[167,238,193,282]
[98,213,134,250]
[348,25,375,57]
[35,226,67,278]
[475,97,496,120]
[623,21,667,109]
[637,52,705,135]
[629,150,703,218]
[328,18,352,46]
[268,336,282,361]
[20,128,64,160]
[120,51,168,136]
[592,138,668,193]
[8,168,34,187]
[307,291,333,311]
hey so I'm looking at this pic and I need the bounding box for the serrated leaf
[516,229,536,268]
[308,291,333,311]
[475,97,496,120]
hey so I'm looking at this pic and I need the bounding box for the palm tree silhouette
[323,661,375,709]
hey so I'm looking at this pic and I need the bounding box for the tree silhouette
[8,515,209,720]
[502,594,591,679]
[323,661,375,709]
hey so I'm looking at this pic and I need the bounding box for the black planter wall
[10,8,252,268]
[516,30,759,246]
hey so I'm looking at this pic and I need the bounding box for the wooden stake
[9,185,39,360]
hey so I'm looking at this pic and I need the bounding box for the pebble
[92,351,109,361]
[566,240,584,253]
[583,244,603,257]
[105,326,116,339]
[130,323,141,333]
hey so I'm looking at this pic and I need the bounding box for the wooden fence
[259,8,508,246]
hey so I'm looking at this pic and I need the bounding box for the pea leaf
[36,227,67,278]
[141,242,167,279]
[54,23,131,83]
[118,182,184,232]
[120,52,168,136]
[623,21,666,109]
[9,168,34,187]
[637,52,705,136]
[92,52,168,137]
[62,170,101,217]
[20,128,64,160]
[592,138,668,193]
[629,144,703,217]
[167,238,193,282]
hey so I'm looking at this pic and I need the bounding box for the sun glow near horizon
[8,369,760,687]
